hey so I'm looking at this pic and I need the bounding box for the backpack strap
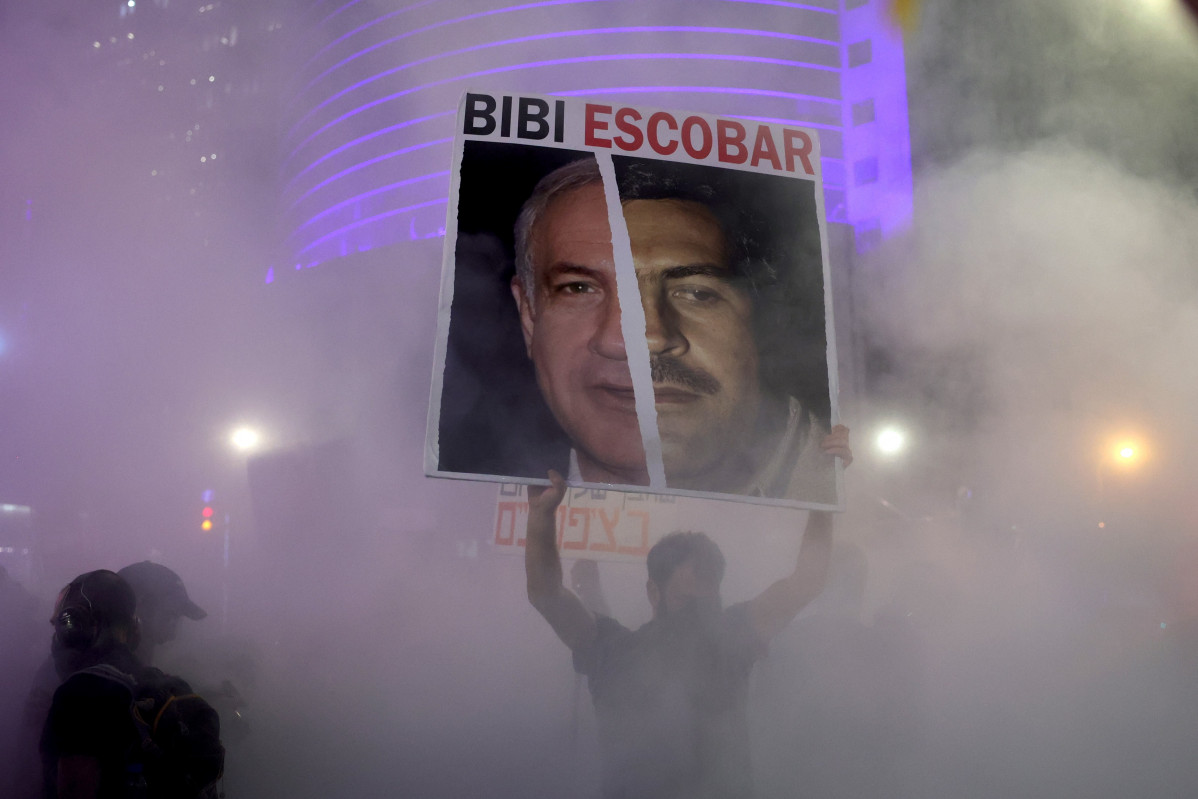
[77,663,137,692]
[150,693,205,736]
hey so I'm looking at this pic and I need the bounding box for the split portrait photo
[428,92,842,510]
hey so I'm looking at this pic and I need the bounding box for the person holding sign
[524,425,852,799]
[509,156,836,504]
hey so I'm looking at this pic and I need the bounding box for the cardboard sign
[427,91,842,510]
[492,483,680,561]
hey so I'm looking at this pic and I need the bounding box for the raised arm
[748,425,853,642]
[525,471,598,653]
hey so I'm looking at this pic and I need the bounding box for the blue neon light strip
[718,0,836,12]
[309,0,365,27]
[304,22,837,103]
[549,89,848,136]
[290,137,452,209]
[285,110,454,194]
[723,112,843,133]
[551,85,841,103]
[294,171,452,233]
[298,197,448,256]
[288,28,837,147]
[313,0,437,33]
[289,52,843,158]
[301,0,612,86]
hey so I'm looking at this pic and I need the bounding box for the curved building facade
[280,0,911,276]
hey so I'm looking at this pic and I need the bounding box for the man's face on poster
[512,181,761,489]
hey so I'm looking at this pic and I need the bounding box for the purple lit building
[280,0,913,274]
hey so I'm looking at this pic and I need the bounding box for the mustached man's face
[623,198,759,490]
[512,184,760,489]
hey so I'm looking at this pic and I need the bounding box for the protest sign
[491,483,680,561]
[427,91,842,510]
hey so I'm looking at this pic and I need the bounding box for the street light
[1095,433,1150,529]
[1106,437,1146,473]
[229,426,261,453]
[875,426,908,458]
[220,425,263,630]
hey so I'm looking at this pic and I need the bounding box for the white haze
[3,0,1198,797]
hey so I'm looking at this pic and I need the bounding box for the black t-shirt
[573,602,768,799]
[40,652,141,799]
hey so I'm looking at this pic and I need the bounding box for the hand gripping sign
[427,91,843,511]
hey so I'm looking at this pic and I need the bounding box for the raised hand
[821,424,852,468]
[528,469,567,516]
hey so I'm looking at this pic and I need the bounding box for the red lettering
[613,107,643,152]
[562,507,591,551]
[750,126,782,170]
[716,120,748,164]
[592,509,619,553]
[681,116,713,160]
[647,112,678,155]
[494,501,521,546]
[585,104,612,148]
[783,128,815,174]
[619,510,651,556]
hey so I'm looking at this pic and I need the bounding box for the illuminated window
[853,156,879,185]
[851,98,875,126]
[848,40,872,67]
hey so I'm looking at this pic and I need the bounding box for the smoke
[3,0,1198,797]
[861,144,1198,512]
[795,4,1198,796]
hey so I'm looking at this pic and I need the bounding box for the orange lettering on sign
[593,508,619,553]
[494,501,522,546]
[619,510,651,557]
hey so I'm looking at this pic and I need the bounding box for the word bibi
[462,92,817,177]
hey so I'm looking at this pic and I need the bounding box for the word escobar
[461,92,817,176]
[583,104,815,175]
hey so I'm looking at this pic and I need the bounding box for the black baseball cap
[117,561,207,620]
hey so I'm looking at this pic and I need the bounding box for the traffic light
[201,489,215,532]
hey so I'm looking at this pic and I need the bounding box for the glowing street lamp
[219,425,262,629]
[875,426,908,457]
[229,426,261,453]
[1106,437,1145,472]
[1094,433,1150,529]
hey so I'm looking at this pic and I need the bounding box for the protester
[525,425,852,798]
[39,569,145,797]
[117,560,207,666]
[39,569,224,799]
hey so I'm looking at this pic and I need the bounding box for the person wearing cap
[40,569,144,799]
[117,561,207,666]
